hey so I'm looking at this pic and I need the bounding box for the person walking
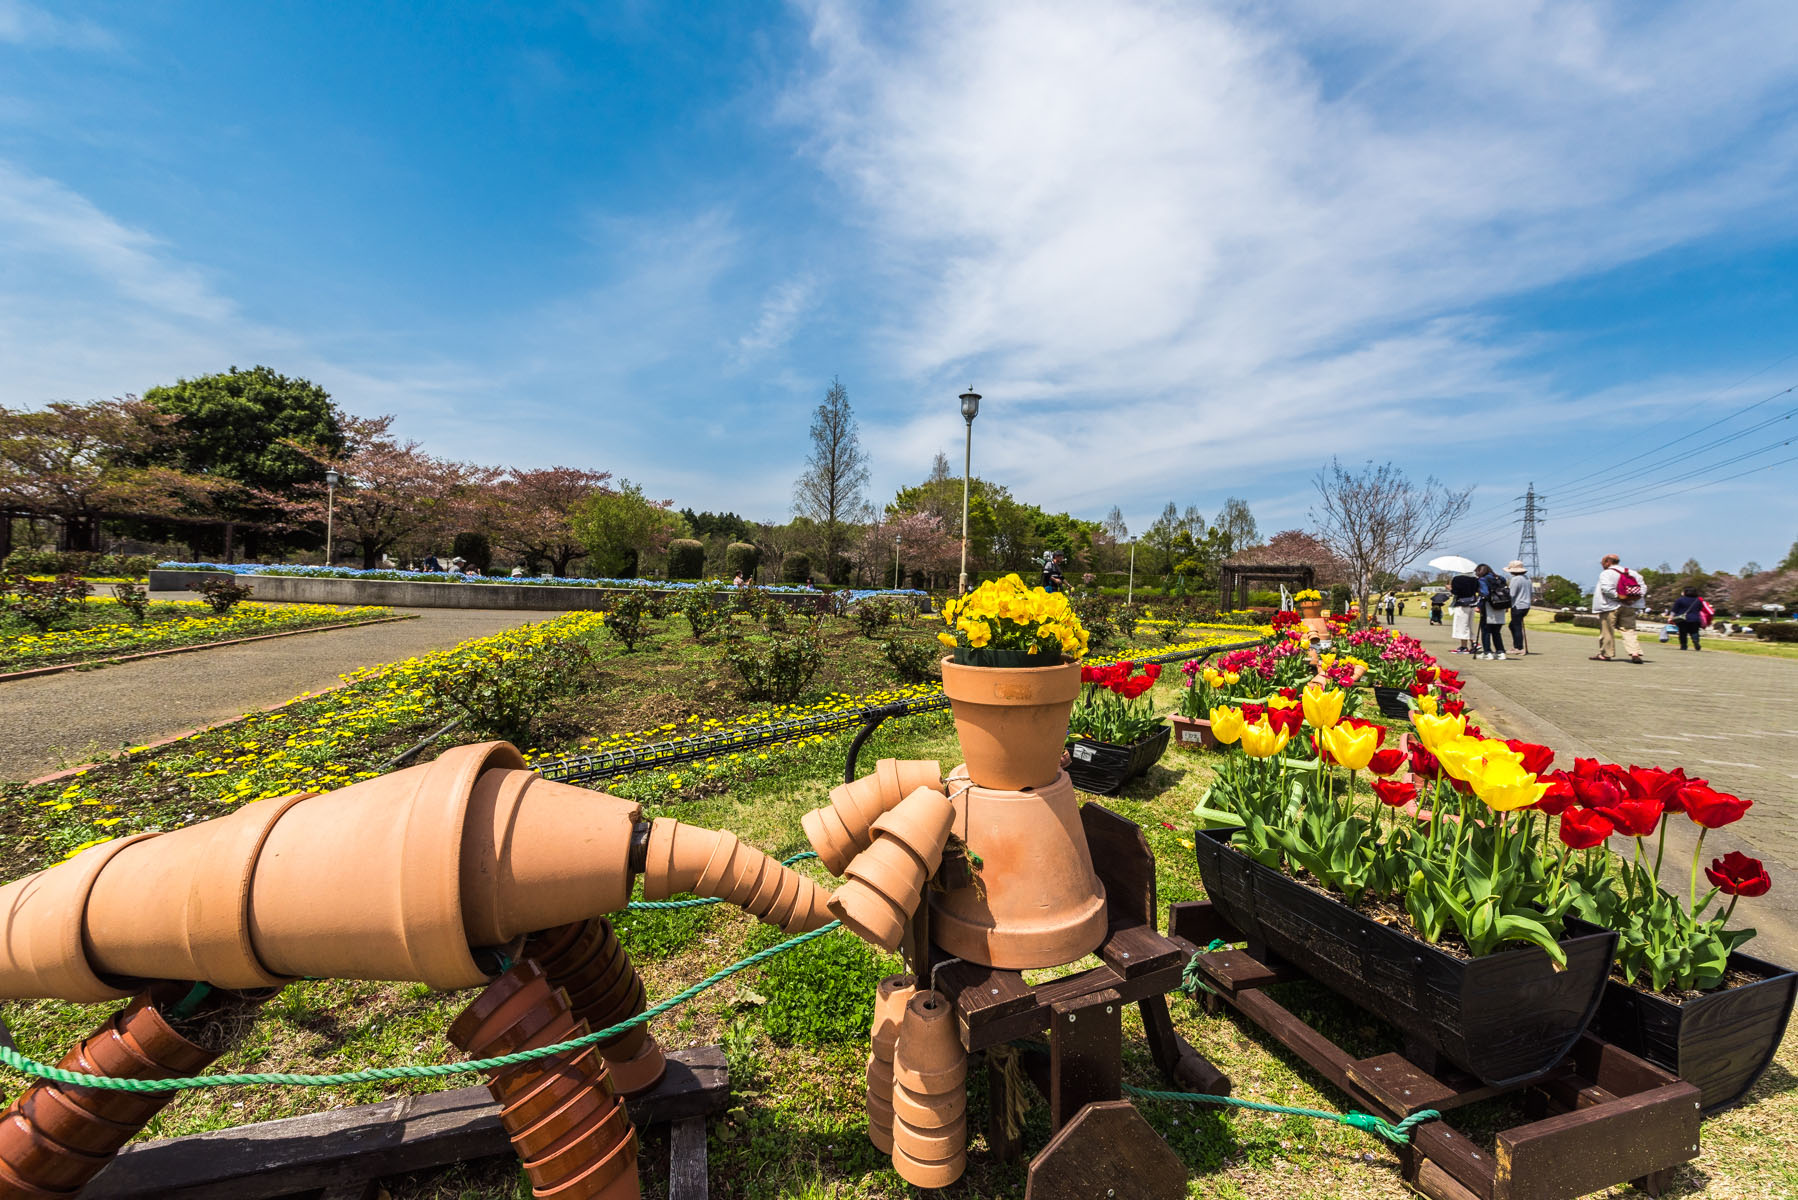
[1430,589,1448,625]
[1448,573,1479,653]
[1669,586,1708,651]
[1504,560,1533,656]
[1591,553,1645,664]
[1040,550,1067,593]
[1383,594,1397,625]
[1397,597,1407,619]
[1473,563,1509,659]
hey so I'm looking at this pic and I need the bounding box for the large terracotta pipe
[0,743,833,1004]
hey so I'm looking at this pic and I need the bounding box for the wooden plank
[1049,990,1123,1130]
[935,960,1035,1042]
[1166,900,1240,948]
[1347,1054,1513,1117]
[1495,1082,1700,1200]
[986,1051,1026,1163]
[1226,987,1369,1105]
[1025,1100,1186,1200]
[86,1046,729,1200]
[1079,803,1156,929]
[1410,1123,1496,1200]
[969,962,1185,1050]
[668,1116,708,1200]
[1414,1158,1485,1200]
[1137,995,1230,1097]
[1188,947,1302,996]
[1100,922,1182,979]
[1571,1034,1682,1098]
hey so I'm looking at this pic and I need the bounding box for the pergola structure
[1217,562,1315,610]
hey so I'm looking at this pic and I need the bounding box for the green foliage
[426,638,593,744]
[751,925,898,1045]
[780,552,812,585]
[724,541,760,581]
[110,580,150,624]
[681,509,753,542]
[1071,594,1117,649]
[603,587,651,652]
[724,626,824,701]
[140,365,343,494]
[679,584,730,642]
[189,576,254,614]
[1328,583,1353,611]
[852,597,894,638]
[1755,622,1798,642]
[611,904,712,960]
[570,480,682,578]
[1780,538,1798,573]
[882,637,938,682]
[452,531,492,574]
[1,550,157,578]
[4,573,91,631]
[1538,574,1585,608]
[667,538,705,580]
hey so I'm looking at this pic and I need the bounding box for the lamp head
[959,389,981,422]
[324,469,341,487]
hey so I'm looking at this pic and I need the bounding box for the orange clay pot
[801,759,944,875]
[892,991,967,1094]
[0,832,158,1002]
[938,657,1082,791]
[893,1114,966,1161]
[888,990,969,1191]
[641,819,832,933]
[892,1080,967,1128]
[928,766,1107,970]
[828,788,956,951]
[892,1143,967,1190]
[871,975,915,1057]
[525,918,666,1097]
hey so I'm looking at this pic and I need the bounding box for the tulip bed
[0,599,399,673]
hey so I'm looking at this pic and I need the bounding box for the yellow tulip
[1223,670,1240,685]
[1301,683,1343,729]
[1413,692,1439,716]
[1202,668,1224,688]
[1320,721,1379,770]
[1208,706,1246,745]
[1467,757,1546,812]
[1239,719,1290,759]
[1412,711,1467,752]
[1268,695,1299,712]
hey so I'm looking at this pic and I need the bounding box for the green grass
[1522,610,1798,660]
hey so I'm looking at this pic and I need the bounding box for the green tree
[792,377,870,572]
[1214,497,1260,550]
[571,480,682,578]
[1780,538,1798,572]
[1538,574,1585,608]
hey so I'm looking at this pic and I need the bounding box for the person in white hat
[1504,560,1533,656]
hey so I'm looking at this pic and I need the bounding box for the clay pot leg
[525,918,667,1098]
[0,984,274,1197]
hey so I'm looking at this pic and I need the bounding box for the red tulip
[1240,702,1266,723]
[1441,699,1467,717]
[1681,783,1751,829]
[1435,670,1465,693]
[1267,706,1304,737]
[1276,687,1298,701]
[1407,741,1441,780]
[1367,748,1407,776]
[1628,766,1688,813]
[1572,757,1604,780]
[1339,716,1386,746]
[1144,662,1163,682]
[1505,740,1555,777]
[1371,778,1417,807]
[1534,773,1576,817]
[1706,851,1771,898]
[1571,771,1626,813]
[1609,796,1663,839]
[1559,807,1615,849]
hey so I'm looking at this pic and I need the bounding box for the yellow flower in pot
[1209,705,1247,745]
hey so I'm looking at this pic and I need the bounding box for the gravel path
[0,602,569,782]
[1393,614,1798,963]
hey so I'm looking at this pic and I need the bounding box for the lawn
[1522,609,1798,660]
[1,611,1790,1200]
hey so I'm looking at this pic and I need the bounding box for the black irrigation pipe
[535,635,1269,787]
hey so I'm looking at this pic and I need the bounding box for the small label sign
[1072,744,1097,762]
[1180,730,1203,743]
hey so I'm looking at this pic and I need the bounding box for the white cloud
[735,273,818,361]
[788,0,1798,526]
[0,1,115,50]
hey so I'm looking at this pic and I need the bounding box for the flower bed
[0,601,398,672]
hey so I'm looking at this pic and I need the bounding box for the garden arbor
[1217,561,1314,609]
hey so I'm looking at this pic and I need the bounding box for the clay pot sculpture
[450,963,640,1200]
[929,766,1107,970]
[524,918,667,1097]
[865,974,914,1153]
[939,657,1083,791]
[828,788,955,951]
[640,819,833,934]
[889,991,967,1187]
[0,985,272,1197]
[801,759,945,875]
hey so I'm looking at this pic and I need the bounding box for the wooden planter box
[1065,727,1171,795]
[1193,829,1616,1088]
[1590,950,1797,1113]
[1167,714,1217,751]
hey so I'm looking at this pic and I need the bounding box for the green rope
[626,849,819,910]
[1180,939,1230,997]
[0,921,841,1093]
[1122,1085,1439,1146]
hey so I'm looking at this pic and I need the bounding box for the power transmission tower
[1516,484,1545,580]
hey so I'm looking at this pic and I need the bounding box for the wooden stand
[1168,901,1703,1200]
[916,805,1224,1199]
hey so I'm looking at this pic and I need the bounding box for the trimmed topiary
[667,538,705,580]
[781,552,812,585]
[725,541,760,581]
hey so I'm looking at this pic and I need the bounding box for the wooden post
[1048,990,1122,1131]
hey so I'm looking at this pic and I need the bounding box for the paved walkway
[1391,615,1798,961]
[0,603,568,782]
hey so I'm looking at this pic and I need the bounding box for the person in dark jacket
[1669,587,1706,651]
[1430,590,1449,625]
[1448,574,1479,652]
[1040,551,1066,593]
[1473,564,1508,659]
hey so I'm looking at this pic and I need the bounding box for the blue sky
[3,1,1797,581]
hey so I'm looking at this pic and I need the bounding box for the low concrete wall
[148,570,845,613]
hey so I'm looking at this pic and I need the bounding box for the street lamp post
[894,533,902,590]
[324,469,340,565]
[1128,539,1136,605]
[958,388,980,594]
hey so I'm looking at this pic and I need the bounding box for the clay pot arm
[640,818,832,932]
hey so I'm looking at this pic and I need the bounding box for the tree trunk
[362,541,379,570]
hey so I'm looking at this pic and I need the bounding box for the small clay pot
[0,1156,69,1199]
[891,1081,966,1128]
[8,1086,137,1155]
[492,1047,600,1108]
[865,1052,894,1093]
[603,1034,667,1097]
[893,1114,966,1161]
[0,1111,111,1190]
[827,878,908,951]
[522,921,586,968]
[866,1091,895,1127]
[501,1049,614,1131]
[939,658,1082,791]
[868,788,955,874]
[843,838,927,910]
[522,1100,633,1189]
[533,1126,639,1200]
[513,1087,622,1161]
[642,819,832,932]
[802,760,945,875]
[0,832,159,1004]
[892,992,966,1094]
[868,1122,893,1154]
[447,962,551,1051]
[871,975,915,1056]
[892,1143,966,1189]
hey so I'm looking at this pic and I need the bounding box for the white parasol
[1428,555,1477,574]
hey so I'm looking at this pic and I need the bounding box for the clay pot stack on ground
[865,974,915,1154]
[889,990,968,1187]
[827,787,956,950]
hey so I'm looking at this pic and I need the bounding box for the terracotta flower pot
[641,819,832,933]
[889,992,968,1189]
[829,788,956,951]
[525,917,667,1097]
[1168,714,1219,752]
[892,992,966,1094]
[928,768,1108,970]
[1298,600,1324,619]
[892,1081,967,1128]
[871,974,916,1057]
[939,657,1083,791]
[802,760,944,875]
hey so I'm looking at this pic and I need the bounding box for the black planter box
[1066,726,1171,796]
[1591,951,1797,1113]
[1193,828,1616,1088]
[1370,685,1411,719]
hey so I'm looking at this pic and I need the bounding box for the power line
[1516,484,1542,581]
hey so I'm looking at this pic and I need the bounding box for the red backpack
[1614,568,1645,603]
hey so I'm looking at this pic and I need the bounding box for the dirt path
[0,604,568,781]
[1392,614,1798,962]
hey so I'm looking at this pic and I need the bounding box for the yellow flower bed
[0,601,394,670]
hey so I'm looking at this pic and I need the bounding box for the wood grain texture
[1024,1101,1186,1200]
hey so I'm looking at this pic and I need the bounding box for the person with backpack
[1669,586,1712,651]
[1448,573,1480,652]
[1474,563,1510,659]
[1504,560,1533,656]
[1591,553,1644,663]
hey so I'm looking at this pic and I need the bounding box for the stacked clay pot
[937,657,1083,791]
[827,787,956,951]
[0,986,270,1197]
[524,918,666,1097]
[448,961,638,1200]
[802,759,944,875]
[864,974,915,1153]
[889,990,967,1187]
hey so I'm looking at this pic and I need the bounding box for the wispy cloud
[735,273,818,361]
[0,0,115,51]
